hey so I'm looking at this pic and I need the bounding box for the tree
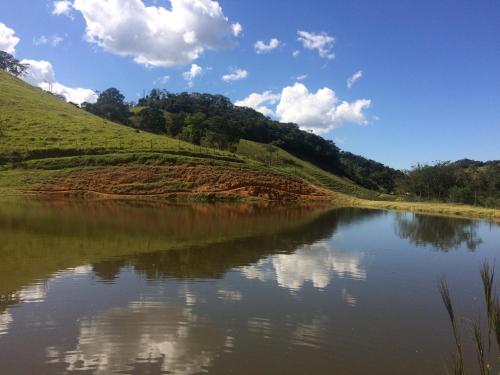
[138,107,166,134]
[84,88,131,125]
[164,112,185,136]
[181,112,206,144]
[0,51,28,77]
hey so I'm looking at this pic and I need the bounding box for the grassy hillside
[1,70,499,220]
[0,71,344,200]
[0,70,236,162]
[236,140,382,200]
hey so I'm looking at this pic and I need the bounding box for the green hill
[0,70,379,200]
[1,70,498,220]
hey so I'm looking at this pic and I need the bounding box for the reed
[472,319,489,375]
[439,278,465,375]
[440,260,500,374]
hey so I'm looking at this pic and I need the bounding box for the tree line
[396,160,499,207]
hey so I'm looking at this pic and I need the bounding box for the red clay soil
[32,165,333,201]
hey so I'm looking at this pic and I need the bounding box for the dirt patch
[31,165,332,202]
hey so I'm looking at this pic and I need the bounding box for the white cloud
[21,59,97,104]
[221,68,247,82]
[232,22,242,36]
[347,70,363,88]
[0,22,20,54]
[235,90,280,117]
[182,63,202,87]
[52,0,73,17]
[72,0,241,67]
[33,35,64,47]
[297,31,335,60]
[276,83,371,134]
[237,83,371,134]
[292,50,300,57]
[254,38,280,54]
[295,74,308,81]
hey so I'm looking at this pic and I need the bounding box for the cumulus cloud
[237,83,371,134]
[182,63,202,87]
[71,0,241,67]
[292,49,300,57]
[254,38,280,54]
[221,68,247,82]
[0,22,20,54]
[297,31,335,60]
[52,0,73,17]
[235,90,280,117]
[21,59,97,104]
[33,35,64,47]
[347,70,363,88]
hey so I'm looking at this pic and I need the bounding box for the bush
[448,186,474,204]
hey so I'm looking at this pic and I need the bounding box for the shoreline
[3,188,498,222]
[343,197,500,222]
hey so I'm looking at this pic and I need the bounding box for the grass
[0,70,237,162]
[439,261,500,374]
[1,70,499,221]
[236,139,383,200]
[339,196,500,221]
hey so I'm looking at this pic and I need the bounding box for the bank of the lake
[343,196,500,222]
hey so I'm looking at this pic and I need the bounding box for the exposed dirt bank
[28,164,333,202]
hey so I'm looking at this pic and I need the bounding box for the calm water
[0,200,499,374]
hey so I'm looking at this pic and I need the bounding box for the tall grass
[439,278,464,375]
[440,260,499,374]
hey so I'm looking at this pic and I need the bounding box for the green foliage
[236,140,381,200]
[397,161,500,207]
[83,88,131,125]
[138,107,166,133]
[340,151,404,192]
[0,51,28,77]
[137,89,343,174]
[0,70,236,163]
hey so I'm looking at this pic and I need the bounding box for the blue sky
[0,0,499,169]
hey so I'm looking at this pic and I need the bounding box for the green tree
[84,88,131,125]
[138,107,166,134]
[0,51,28,77]
[181,112,206,144]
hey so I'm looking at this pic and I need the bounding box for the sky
[0,0,499,169]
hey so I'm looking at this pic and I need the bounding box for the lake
[0,200,498,374]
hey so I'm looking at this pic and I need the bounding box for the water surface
[0,200,498,374]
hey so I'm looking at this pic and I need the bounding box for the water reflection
[240,241,366,291]
[81,208,376,284]
[0,200,498,375]
[49,301,226,375]
[394,212,484,251]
